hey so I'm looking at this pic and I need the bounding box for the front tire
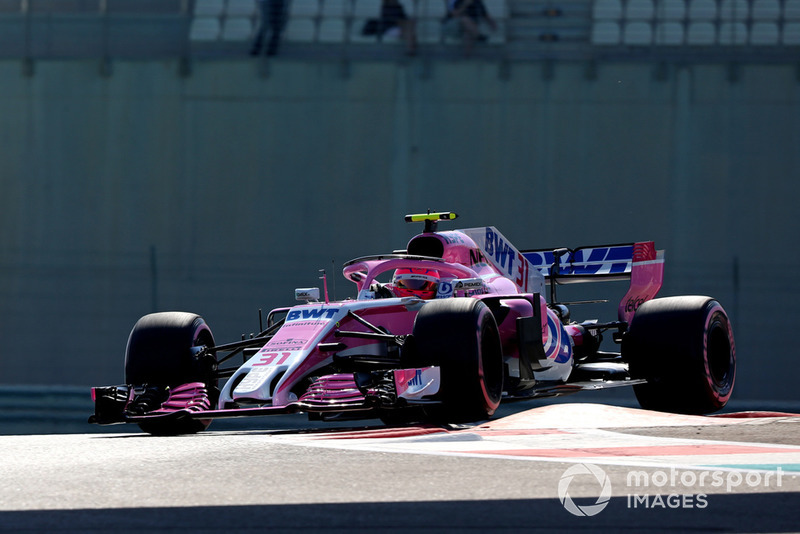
[623,296,736,415]
[411,298,504,423]
[124,312,217,435]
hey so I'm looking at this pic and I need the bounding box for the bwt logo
[484,228,517,276]
[286,308,339,321]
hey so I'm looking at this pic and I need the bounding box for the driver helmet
[392,268,440,299]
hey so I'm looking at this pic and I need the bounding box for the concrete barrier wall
[0,59,798,400]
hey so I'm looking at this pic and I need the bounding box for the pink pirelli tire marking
[703,302,736,408]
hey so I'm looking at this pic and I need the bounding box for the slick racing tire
[125,312,217,435]
[412,298,504,423]
[623,296,736,415]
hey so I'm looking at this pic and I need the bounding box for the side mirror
[295,287,320,302]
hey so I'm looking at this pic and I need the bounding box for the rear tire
[411,298,504,423]
[124,312,217,435]
[623,296,736,415]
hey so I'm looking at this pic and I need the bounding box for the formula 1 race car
[90,212,736,435]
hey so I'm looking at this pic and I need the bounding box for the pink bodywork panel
[618,242,664,323]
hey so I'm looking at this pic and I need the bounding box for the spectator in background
[251,0,288,56]
[380,0,417,55]
[442,0,497,53]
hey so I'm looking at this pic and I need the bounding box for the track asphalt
[1,403,798,533]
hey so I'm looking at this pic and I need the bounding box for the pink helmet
[392,268,440,300]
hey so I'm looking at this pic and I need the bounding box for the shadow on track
[2,494,798,533]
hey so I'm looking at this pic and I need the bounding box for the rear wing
[522,243,641,283]
[522,242,664,323]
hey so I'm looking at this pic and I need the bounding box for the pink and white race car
[90,212,736,435]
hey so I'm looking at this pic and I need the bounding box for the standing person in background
[442,0,496,53]
[380,0,418,55]
[251,0,288,56]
